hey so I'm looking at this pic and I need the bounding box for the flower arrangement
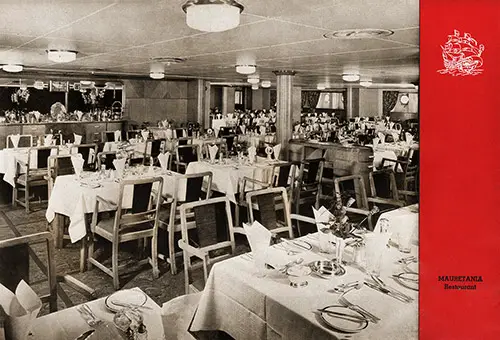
[11,88,30,104]
[82,87,105,106]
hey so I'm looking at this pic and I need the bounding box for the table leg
[49,213,65,249]
[80,235,88,273]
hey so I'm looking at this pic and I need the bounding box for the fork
[77,304,101,327]
[339,295,380,324]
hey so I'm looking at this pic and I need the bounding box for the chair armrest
[239,176,270,202]
[95,195,117,208]
[367,197,405,207]
[177,239,207,259]
[290,214,316,225]
[346,207,370,215]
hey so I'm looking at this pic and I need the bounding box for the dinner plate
[319,305,369,333]
[281,239,312,253]
[105,289,148,312]
[309,260,335,279]
[393,272,419,291]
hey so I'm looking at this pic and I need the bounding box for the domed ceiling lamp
[150,63,165,79]
[342,73,360,82]
[359,77,372,87]
[261,80,271,88]
[247,74,260,84]
[182,0,244,33]
[236,64,256,75]
[47,49,77,63]
[251,84,259,90]
[2,64,23,73]
[317,83,326,90]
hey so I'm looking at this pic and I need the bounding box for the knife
[75,329,95,340]
[364,281,413,303]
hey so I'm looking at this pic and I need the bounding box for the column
[273,70,296,159]
[222,87,235,115]
[204,81,211,128]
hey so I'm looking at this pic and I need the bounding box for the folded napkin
[44,134,53,146]
[259,125,267,135]
[248,146,256,163]
[10,134,21,148]
[377,132,385,145]
[33,111,41,121]
[294,124,300,133]
[243,221,272,253]
[273,144,281,160]
[73,134,82,145]
[391,131,399,142]
[208,145,218,162]
[166,128,173,140]
[389,122,394,129]
[88,148,95,164]
[0,280,42,340]
[141,130,149,141]
[71,154,84,177]
[114,130,121,142]
[76,110,84,121]
[405,132,414,145]
[113,157,127,178]
[313,206,333,232]
[372,137,380,149]
[240,125,246,134]
[158,152,171,171]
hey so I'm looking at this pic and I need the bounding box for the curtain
[315,93,345,109]
[301,91,321,108]
[383,91,399,115]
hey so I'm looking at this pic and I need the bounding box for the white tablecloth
[374,204,419,248]
[190,233,418,340]
[373,150,398,169]
[103,141,149,158]
[45,167,187,243]
[185,160,279,202]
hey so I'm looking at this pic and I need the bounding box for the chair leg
[25,185,30,213]
[151,235,159,279]
[183,250,190,294]
[112,240,120,290]
[12,186,17,207]
[87,234,94,270]
[80,235,88,272]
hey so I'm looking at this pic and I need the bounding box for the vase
[334,236,346,265]
[318,230,335,253]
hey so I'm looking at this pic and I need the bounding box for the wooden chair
[0,232,57,313]
[102,131,121,143]
[175,128,186,139]
[86,177,164,290]
[47,154,75,199]
[126,130,141,140]
[72,144,98,171]
[158,171,213,275]
[145,139,165,166]
[293,158,324,214]
[178,196,235,294]
[6,134,33,148]
[175,144,200,174]
[13,146,58,213]
[177,137,192,146]
[96,151,117,170]
[368,168,406,208]
[380,155,419,204]
[221,135,236,155]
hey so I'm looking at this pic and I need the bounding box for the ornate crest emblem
[438,30,484,76]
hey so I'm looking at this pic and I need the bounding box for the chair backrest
[115,177,163,231]
[299,158,324,186]
[176,145,199,165]
[103,131,116,142]
[182,171,212,203]
[127,130,141,140]
[369,169,398,200]
[0,232,57,313]
[333,174,369,210]
[148,139,164,158]
[177,137,192,146]
[97,151,117,170]
[222,135,236,153]
[48,154,75,179]
[404,164,419,192]
[272,162,297,189]
[219,127,233,137]
[246,187,293,238]
[74,144,98,169]
[27,146,58,170]
[7,134,33,148]
[179,196,235,252]
[176,128,185,139]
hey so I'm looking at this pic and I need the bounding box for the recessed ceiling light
[182,0,244,32]
[2,64,23,73]
[342,74,360,82]
[236,65,256,74]
[323,28,394,39]
[47,49,77,63]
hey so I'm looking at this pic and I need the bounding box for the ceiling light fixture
[251,84,259,90]
[2,64,23,73]
[47,50,77,63]
[182,0,244,33]
[342,73,360,82]
[150,63,165,79]
[359,78,372,87]
[317,83,326,90]
[33,81,45,90]
[261,80,271,88]
[80,80,92,85]
[236,64,256,75]
[247,75,260,84]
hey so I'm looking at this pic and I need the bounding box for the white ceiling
[0,0,419,87]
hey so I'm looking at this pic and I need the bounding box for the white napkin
[405,132,414,145]
[243,221,272,253]
[114,130,121,142]
[71,154,84,177]
[377,132,386,145]
[389,122,395,129]
[259,125,267,135]
[113,158,127,178]
[76,111,83,121]
[10,134,20,148]
[248,146,256,163]
[141,130,149,141]
[0,280,42,340]
[273,144,281,160]
[208,145,218,162]
[312,206,333,232]
[44,134,53,146]
[33,111,41,121]
[88,148,95,164]
[73,134,82,145]
[166,128,173,140]
[391,131,399,142]
[158,152,171,171]
[240,125,246,134]
[372,137,380,149]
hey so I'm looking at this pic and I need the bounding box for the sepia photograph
[0,1,420,339]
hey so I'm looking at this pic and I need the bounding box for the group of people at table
[0,125,418,340]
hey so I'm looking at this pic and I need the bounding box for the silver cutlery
[364,281,413,303]
[77,304,101,327]
[108,300,153,310]
[75,329,95,340]
[339,295,380,324]
[369,275,414,301]
[316,308,368,323]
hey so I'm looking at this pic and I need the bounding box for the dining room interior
[0,0,419,339]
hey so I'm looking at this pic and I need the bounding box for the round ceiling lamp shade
[342,73,360,82]
[47,50,77,63]
[251,84,259,90]
[359,78,372,87]
[182,0,244,33]
[247,75,260,84]
[150,63,165,79]
[236,64,256,75]
[317,83,326,90]
[261,80,271,88]
[2,64,23,73]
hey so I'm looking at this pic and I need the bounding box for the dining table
[26,287,165,340]
[45,165,188,247]
[190,232,418,340]
[374,204,419,250]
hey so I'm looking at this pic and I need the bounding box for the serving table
[26,287,164,340]
[190,233,418,340]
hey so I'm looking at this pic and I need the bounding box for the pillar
[251,88,264,110]
[273,70,296,159]
[222,87,235,115]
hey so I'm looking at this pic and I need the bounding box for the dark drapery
[383,91,399,115]
[301,91,321,108]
